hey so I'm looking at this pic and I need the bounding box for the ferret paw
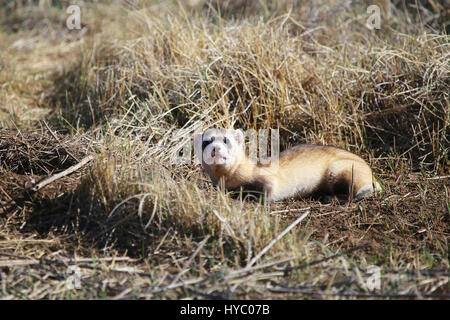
[354,183,381,201]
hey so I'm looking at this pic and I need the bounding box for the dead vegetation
[0,0,448,299]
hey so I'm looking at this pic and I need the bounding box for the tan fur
[198,129,381,202]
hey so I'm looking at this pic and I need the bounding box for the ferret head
[196,129,245,171]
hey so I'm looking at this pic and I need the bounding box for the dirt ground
[1,129,448,299]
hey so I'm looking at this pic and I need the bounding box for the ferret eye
[223,137,228,144]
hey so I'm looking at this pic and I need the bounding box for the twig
[0,259,37,267]
[426,175,450,180]
[30,155,94,192]
[228,211,310,293]
[247,210,310,269]
[42,120,60,142]
[270,207,311,215]
[186,288,229,300]
[228,257,299,277]
[42,120,79,161]
[170,235,210,285]
[283,243,370,274]
[0,256,135,268]
[298,266,450,277]
[268,285,450,299]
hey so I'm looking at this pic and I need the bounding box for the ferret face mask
[196,129,244,169]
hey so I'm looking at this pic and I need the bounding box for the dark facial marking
[202,140,212,150]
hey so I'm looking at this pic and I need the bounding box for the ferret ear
[234,129,244,145]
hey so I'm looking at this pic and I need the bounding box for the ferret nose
[211,147,216,157]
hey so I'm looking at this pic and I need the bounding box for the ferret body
[196,129,381,202]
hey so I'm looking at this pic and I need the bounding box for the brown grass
[0,0,448,299]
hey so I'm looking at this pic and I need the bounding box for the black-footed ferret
[196,129,381,202]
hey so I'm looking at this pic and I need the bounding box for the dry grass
[0,0,448,299]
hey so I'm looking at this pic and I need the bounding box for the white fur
[355,182,381,201]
